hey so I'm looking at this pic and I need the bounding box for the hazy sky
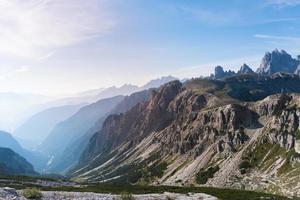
[0,0,300,96]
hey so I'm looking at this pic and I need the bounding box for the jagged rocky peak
[214,66,235,79]
[257,49,300,75]
[238,63,254,74]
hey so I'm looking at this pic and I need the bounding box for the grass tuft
[22,188,43,199]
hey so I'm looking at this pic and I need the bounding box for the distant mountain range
[212,49,300,79]
[14,104,84,145]
[0,131,45,172]
[36,76,177,109]
[0,76,176,134]
[0,76,177,175]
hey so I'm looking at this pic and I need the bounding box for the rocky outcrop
[255,94,299,149]
[254,93,293,116]
[256,49,300,75]
[159,103,258,157]
[266,109,298,149]
[0,187,25,200]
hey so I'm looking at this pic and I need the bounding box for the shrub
[239,160,251,169]
[296,129,300,140]
[196,166,219,184]
[175,179,182,183]
[120,193,134,200]
[22,188,42,199]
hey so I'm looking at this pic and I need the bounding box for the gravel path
[41,191,217,200]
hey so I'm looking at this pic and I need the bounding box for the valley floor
[0,185,292,200]
[0,176,293,200]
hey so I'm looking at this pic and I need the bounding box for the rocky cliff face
[70,76,300,197]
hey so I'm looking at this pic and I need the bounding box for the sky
[0,0,300,96]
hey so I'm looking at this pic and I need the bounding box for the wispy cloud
[0,0,115,59]
[257,18,297,24]
[35,51,56,62]
[265,0,300,7]
[254,34,300,42]
[0,65,29,80]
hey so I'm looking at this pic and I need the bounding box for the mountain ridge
[69,73,300,197]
